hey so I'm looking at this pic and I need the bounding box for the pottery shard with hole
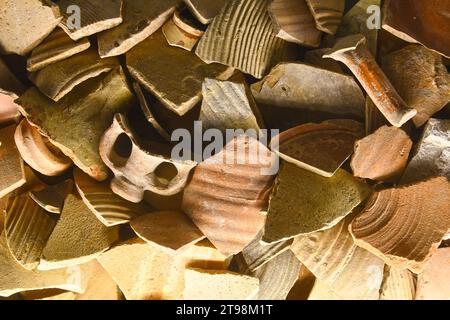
[99,113,197,202]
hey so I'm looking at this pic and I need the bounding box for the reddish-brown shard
[416,248,450,300]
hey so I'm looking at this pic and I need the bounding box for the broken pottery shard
[195,0,286,79]
[379,266,416,300]
[416,248,450,300]
[14,120,72,177]
[350,177,450,274]
[182,136,276,256]
[268,0,322,47]
[99,114,197,201]
[130,211,204,253]
[383,0,450,58]
[183,0,230,24]
[0,59,24,124]
[183,268,259,300]
[127,30,233,116]
[291,218,385,300]
[308,280,348,300]
[251,63,365,118]
[27,28,91,72]
[304,48,343,73]
[5,194,56,270]
[0,125,26,199]
[382,45,450,127]
[401,119,450,184]
[0,0,61,55]
[271,119,364,177]
[74,168,151,227]
[17,67,134,181]
[29,180,73,214]
[162,10,205,51]
[98,0,179,57]
[59,0,123,41]
[351,126,413,182]
[29,49,119,102]
[263,162,371,243]
[306,0,345,35]
[40,192,119,270]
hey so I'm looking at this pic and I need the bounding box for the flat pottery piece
[416,248,450,300]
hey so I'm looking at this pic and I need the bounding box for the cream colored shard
[416,248,450,300]
[59,0,123,41]
[183,0,230,24]
[308,280,348,300]
[379,266,416,300]
[306,0,345,35]
[183,268,259,300]
[27,28,91,72]
[263,162,371,243]
[0,0,62,55]
[29,180,73,214]
[195,0,286,79]
[39,193,119,270]
[98,0,179,57]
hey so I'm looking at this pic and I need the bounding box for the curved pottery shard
[182,135,276,256]
[195,0,286,79]
[291,218,385,300]
[350,177,450,274]
[1,59,24,125]
[416,248,450,300]
[269,0,322,47]
[15,120,72,177]
[29,49,119,102]
[5,194,56,270]
[99,114,197,201]
[263,162,371,243]
[183,0,230,24]
[379,266,416,300]
[306,0,345,35]
[16,67,134,181]
[351,126,413,182]
[74,168,152,227]
[162,10,204,51]
[29,180,73,214]
[382,0,450,58]
[271,119,364,177]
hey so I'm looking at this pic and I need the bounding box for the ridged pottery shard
[382,45,450,127]
[183,268,259,300]
[14,120,72,177]
[127,30,233,116]
[268,0,322,47]
[382,0,450,58]
[131,211,204,253]
[59,0,123,41]
[195,0,286,79]
[271,120,364,177]
[29,180,73,214]
[0,0,62,55]
[99,114,197,201]
[182,135,276,256]
[0,234,83,297]
[183,0,230,24]
[401,119,450,184]
[251,63,365,118]
[306,0,345,35]
[263,162,371,243]
[39,192,119,270]
[350,177,450,274]
[29,49,119,102]
[16,68,134,181]
[74,168,151,227]
[27,28,91,72]
[98,0,179,57]
[162,10,205,51]
[351,126,413,182]
[0,125,26,199]
[4,194,57,270]
[416,248,450,300]
[291,218,385,300]
[379,266,416,300]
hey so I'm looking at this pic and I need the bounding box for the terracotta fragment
[263,162,371,243]
[29,180,73,214]
[305,0,345,35]
[0,0,62,55]
[127,30,233,116]
[379,266,416,300]
[17,68,134,181]
[271,119,364,177]
[59,0,123,41]
[416,248,450,300]
[350,177,450,273]
[251,63,365,118]
[382,0,450,58]
[195,0,286,79]
[183,0,230,24]
[27,28,91,72]
[98,0,179,57]
[162,10,204,51]
[351,126,413,182]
